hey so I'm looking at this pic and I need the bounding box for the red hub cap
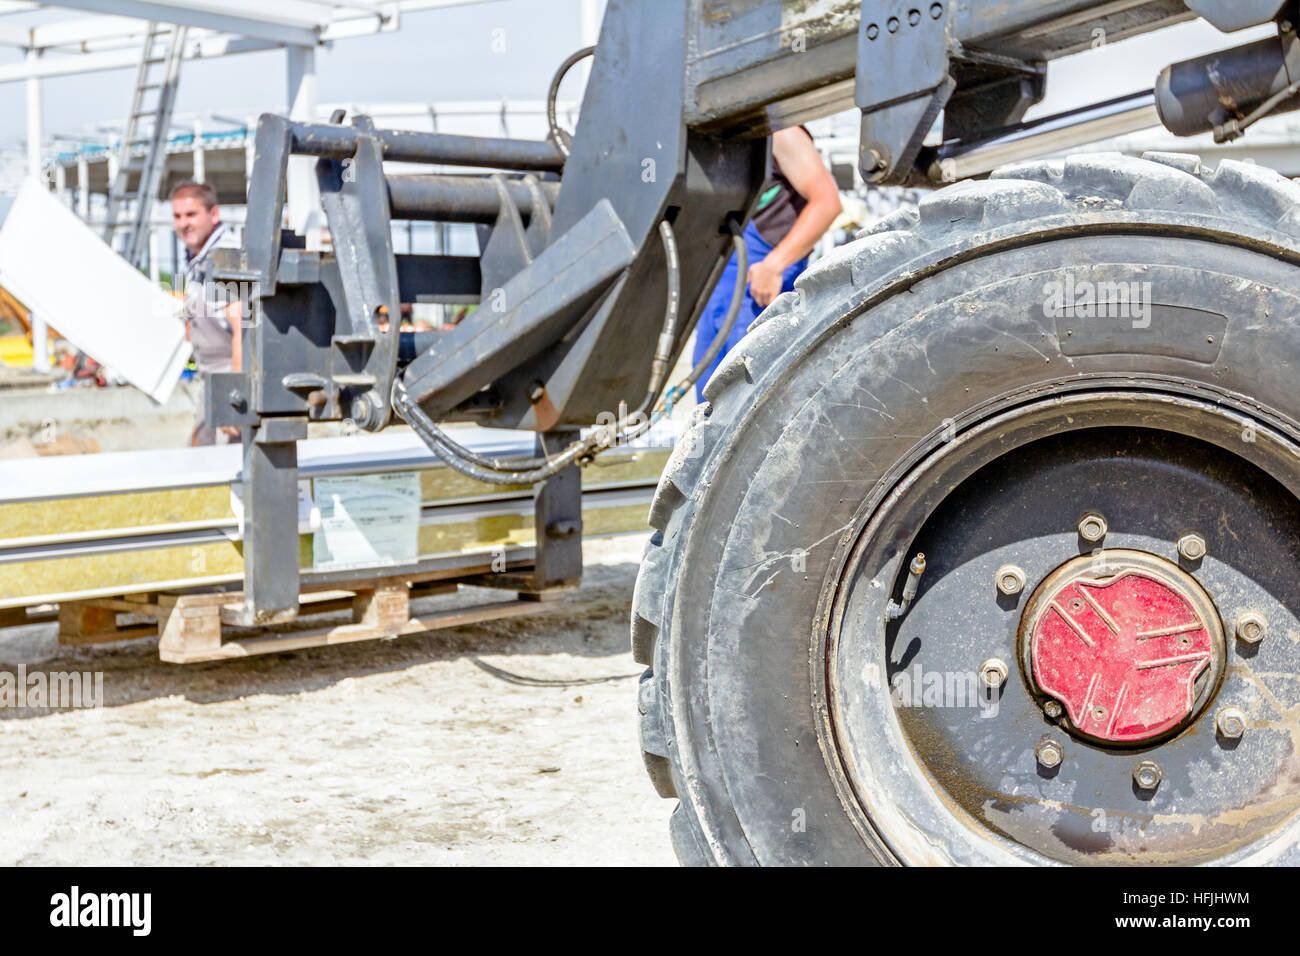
[1019,550,1225,745]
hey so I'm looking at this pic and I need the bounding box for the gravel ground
[0,534,676,866]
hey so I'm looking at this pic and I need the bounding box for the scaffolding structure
[0,0,604,368]
[41,98,579,295]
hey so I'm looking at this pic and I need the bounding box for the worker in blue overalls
[694,125,843,395]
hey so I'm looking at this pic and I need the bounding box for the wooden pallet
[0,605,58,629]
[53,570,556,664]
[57,594,160,646]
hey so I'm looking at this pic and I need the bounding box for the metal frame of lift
[207,0,1298,627]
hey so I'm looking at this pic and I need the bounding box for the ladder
[103,22,188,269]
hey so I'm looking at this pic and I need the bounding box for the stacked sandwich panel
[0,427,671,610]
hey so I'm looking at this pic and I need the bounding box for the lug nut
[1215,706,1247,739]
[1035,737,1064,769]
[1235,611,1267,644]
[1078,511,1108,543]
[978,658,1008,690]
[1177,532,1207,561]
[1043,700,1063,720]
[995,564,1026,596]
[1133,759,1162,791]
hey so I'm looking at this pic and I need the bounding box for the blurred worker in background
[171,181,242,445]
[694,126,842,395]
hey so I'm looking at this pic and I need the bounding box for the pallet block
[57,598,160,646]
[156,575,542,663]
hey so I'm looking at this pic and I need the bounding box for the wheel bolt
[1216,706,1247,739]
[1043,700,1063,719]
[1133,759,1162,791]
[1035,737,1064,769]
[978,658,1008,689]
[1177,532,1207,561]
[1234,611,1267,644]
[995,564,1026,596]
[1078,511,1108,543]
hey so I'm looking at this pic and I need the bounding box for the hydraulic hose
[546,46,596,159]
[660,220,748,414]
[393,378,586,485]
[392,221,748,483]
[641,219,681,413]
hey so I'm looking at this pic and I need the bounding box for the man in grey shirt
[172,181,242,445]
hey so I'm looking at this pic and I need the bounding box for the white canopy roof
[0,1,499,82]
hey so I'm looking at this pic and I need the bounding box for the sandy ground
[0,534,677,866]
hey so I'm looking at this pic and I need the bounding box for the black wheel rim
[817,386,1300,865]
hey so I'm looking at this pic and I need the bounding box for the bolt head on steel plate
[1133,759,1163,790]
[978,658,1008,689]
[1177,532,1207,561]
[1235,611,1267,644]
[1077,511,1108,543]
[995,564,1026,596]
[1216,706,1247,740]
[1035,737,1064,769]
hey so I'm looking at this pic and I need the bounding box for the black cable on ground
[470,657,641,687]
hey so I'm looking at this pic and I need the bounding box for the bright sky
[0,0,594,146]
[0,3,1278,147]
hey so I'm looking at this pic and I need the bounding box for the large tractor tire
[633,152,1300,865]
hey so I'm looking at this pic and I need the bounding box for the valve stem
[886,553,927,621]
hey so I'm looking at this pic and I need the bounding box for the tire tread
[634,152,1300,864]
